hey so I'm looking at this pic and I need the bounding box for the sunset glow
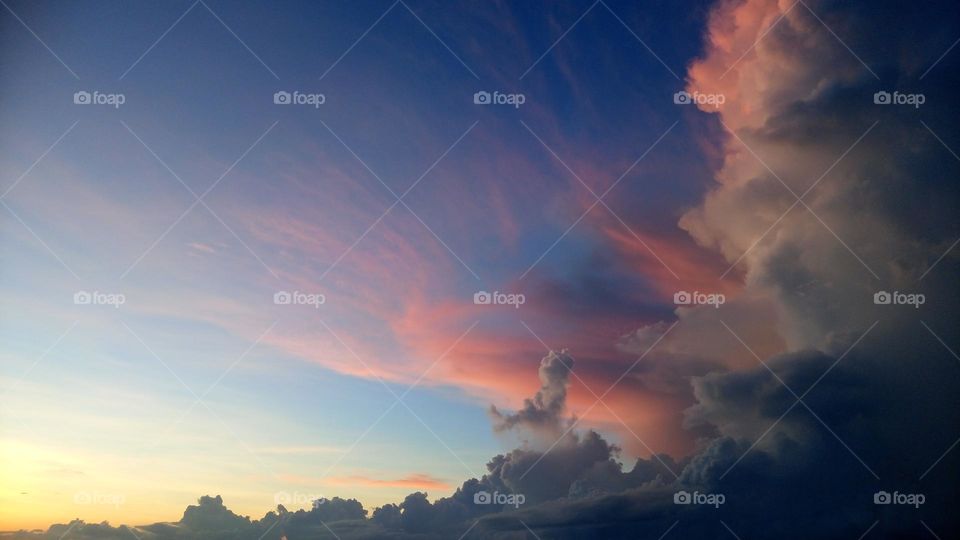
[2,0,959,538]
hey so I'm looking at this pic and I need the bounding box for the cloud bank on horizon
[2,0,959,538]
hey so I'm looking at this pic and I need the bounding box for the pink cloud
[325,474,451,491]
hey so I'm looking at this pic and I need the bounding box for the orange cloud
[325,474,451,491]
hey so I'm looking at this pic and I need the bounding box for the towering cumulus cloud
[492,0,960,535]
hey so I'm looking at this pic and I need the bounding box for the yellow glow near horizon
[1,438,458,531]
[1,440,164,530]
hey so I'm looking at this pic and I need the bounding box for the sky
[1,0,959,538]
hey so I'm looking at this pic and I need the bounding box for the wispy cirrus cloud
[326,474,451,491]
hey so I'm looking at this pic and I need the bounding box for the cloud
[489,350,574,441]
[445,0,960,536]
[185,242,218,255]
[326,474,451,491]
[178,495,251,533]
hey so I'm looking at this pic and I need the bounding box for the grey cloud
[489,350,575,442]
